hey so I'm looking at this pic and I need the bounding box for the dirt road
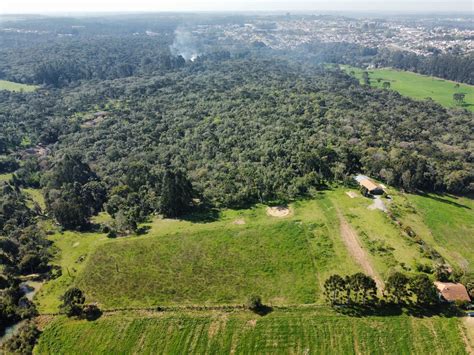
[338,212,384,290]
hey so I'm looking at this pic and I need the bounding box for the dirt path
[463,317,474,354]
[338,212,384,290]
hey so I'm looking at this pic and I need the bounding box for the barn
[354,175,384,195]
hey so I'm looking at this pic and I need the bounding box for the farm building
[354,175,384,195]
[434,282,471,303]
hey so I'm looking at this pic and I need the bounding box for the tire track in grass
[337,210,384,291]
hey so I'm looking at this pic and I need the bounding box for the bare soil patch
[233,219,246,225]
[367,196,388,212]
[266,206,290,217]
[346,191,359,199]
[338,212,384,290]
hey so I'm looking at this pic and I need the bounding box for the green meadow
[35,309,467,354]
[340,65,474,111]
[31,187,474,353]
[37,196,362,311]
[392,192,474,273]
[35,187,473,312]
[0,80,38,92]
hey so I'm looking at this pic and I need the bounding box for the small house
[434,282,471,303]
[354,175,384,195]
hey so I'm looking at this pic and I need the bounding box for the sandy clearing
[233,219,246,225]
[266,206,290,217]
[346,191,359,199]
[368,196,388,212]
[338,212,384,290]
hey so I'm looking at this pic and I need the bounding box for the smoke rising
[170,28,200,61]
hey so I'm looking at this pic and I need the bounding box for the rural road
[338,212,384,291]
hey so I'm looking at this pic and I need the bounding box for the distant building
[354,175,384,195]
[434,282,471,303]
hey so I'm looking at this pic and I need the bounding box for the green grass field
[32,187,474,353]
[35,309,467,354]
[35,188,474,312]
[36,193,363,311]
[0,80,38,92]
[393,192,474,273]
[340,65,474,111]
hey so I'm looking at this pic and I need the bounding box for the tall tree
[159,170,193,218]
[385,272,411,304]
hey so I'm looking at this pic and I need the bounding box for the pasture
[0,80,38,92]
[36,193,363,311]
[393,193,474,273]
[341,65,474,111]
[34,309,468,354]
[35,188,474,313]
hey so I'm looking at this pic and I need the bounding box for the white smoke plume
[170,27,199,61]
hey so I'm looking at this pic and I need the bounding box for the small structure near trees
[434,282,471,303]
[354,175,384,196]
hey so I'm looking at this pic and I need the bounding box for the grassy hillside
[341,65,474,111]
[393,193,474,272]
[0,80,38,92]
[36,193,364,311]
[36,187,459,312]
[68,198,365,308]
[32,187,474,353]
[35,309,467,354]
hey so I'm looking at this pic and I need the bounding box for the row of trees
[324,272,439,307]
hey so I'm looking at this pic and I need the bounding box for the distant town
[185,15,474,56]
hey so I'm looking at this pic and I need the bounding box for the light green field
[0,80,38,92]
[341,65,474,111]
[36,192,364,312]
[392,192,474,273]
[36,187,460,312]
[327,189,433,278]
[33,188,474,353]
[34,309,467,354]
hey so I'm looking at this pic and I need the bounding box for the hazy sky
[1,0,472,14]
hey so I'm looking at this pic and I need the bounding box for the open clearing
[338,212,384,290]
[0,79,38,92]
[35,188,474,312]
[34,309,467,354]
[36,193,362,312]
[341,65,474,111]
[266,206,291,217]
[392,192,474,273]
[32,188,474,353]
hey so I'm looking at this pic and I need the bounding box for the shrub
[246,295,263,311]
[60,288,85,317]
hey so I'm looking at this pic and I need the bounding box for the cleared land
[341,65,474,111]
[35,309,467,354]
[393,192,474,273]
[36,194,362,312]
[32,188,474,353]
[36,188,472,312]
[0,80,38,92]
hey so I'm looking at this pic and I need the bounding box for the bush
[59,288,85,317]
[246,295,263,311]
[82,303,102,321]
